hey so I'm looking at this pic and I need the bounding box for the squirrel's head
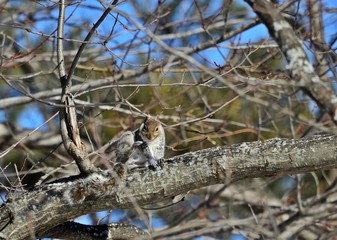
[141,117,161,140]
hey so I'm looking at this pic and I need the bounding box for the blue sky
[3,0,333,129]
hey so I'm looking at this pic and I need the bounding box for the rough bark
[1,134,337,239]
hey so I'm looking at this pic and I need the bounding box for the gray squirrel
[114,117,165,170]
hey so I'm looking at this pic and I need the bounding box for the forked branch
[57,0,118,175]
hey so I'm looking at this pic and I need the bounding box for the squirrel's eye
[155,127,159,132]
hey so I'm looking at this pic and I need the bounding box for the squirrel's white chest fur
[116,118,165,170]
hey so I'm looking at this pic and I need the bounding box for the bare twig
[66,0,119,85]
[0,112,59,159]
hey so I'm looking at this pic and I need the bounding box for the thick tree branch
[1,134,337,239]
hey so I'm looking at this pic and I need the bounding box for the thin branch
[57,0,66,79]
[0,112,59,159]
[66,0,119,86]
[108,4,337,135]
[0,17,262,110]
[39,222,149,240]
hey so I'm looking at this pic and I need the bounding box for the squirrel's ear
[144,116,149,123]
